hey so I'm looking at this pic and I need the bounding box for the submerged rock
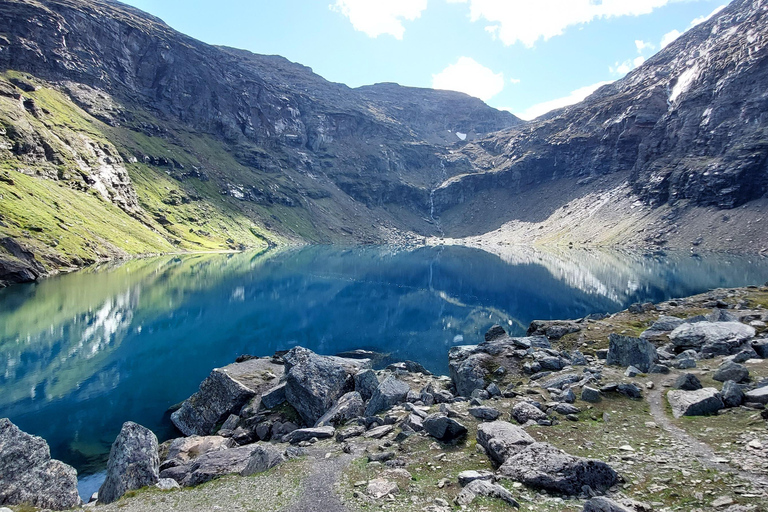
[172,358,284,436]
[99,422,159,505]
[0,418,81,510]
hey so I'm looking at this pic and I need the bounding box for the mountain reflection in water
[0,245,766,478]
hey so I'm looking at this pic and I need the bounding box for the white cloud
[609,56,645,76]
[432,57,505,101]
[331,0,428,39]
[635,39,655,53]
[514,81,613,120]
[451,0,679,48]
[510,77,521,84]
[660,28,682,48]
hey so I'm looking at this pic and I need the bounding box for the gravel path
[286,447,355,512]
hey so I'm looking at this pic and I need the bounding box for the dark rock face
[499,442,619,495]
[99,422,159,505]
[606,334,657,373]
[281,426,335,444]
[721,380,744,408]
[171,358,283,436]
[315,391,365,427]
[240,444,285,476]
[667,388,724,418]
[674,373,703,391]
[455,479,519,507]
[0,418,81,510]
[713,360,750,383]
[365,376,410,416]
[422,413,468,441]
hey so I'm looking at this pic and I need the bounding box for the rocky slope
[0,0,518,286]
[432,0,768,252]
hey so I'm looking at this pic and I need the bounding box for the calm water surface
[1,244,767,494]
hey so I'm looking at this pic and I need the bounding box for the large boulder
[172,358,284,436]
[422,413,468,441]
[721,381,744,408]
[744,385,768,404]
[316,392,365,427]
[582,497,633,512]
[281,426,335,444]
[365,376,410,416]
[713,360,750,383]
[160,435,234,470]
[353,369,379,401]
[99,422,159,505]
[511,401,548,424]
[0,419,81,510]
[669,322,755,352]
[606,334,657,373]
[449,350,489,398]
[674,373,702,391]
[283,347,368,426]
[476,421,535,465]
[667,388,724,418]
[240,444,285,476]
[455,479,519,507]
[160,444,257,487]
[499,442,619,495]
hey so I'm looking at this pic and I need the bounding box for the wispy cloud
[330,0,428,39]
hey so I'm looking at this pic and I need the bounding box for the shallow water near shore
[1,245,767,496]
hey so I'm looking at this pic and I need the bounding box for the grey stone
[672,357,697,370]
[172,358,283,435]
[649,364,671,374]
[0,418,81,510]
[582,497,633,512]
[667,388,724,418]
[457,469,494,486]
[220,414,239,431]
[281,426,335,444]
[540,373,581,390]
[99,422,159,504]
[581,386,601,403]
[449,351,489,397]
[552,403,580,415]
[571,350,589,366]
[476,421,535,465]
[511,401,548,424]
[744,385,768,404]
[616,383,643,399]
[669,322,756,351]
[733,347,759,363]
[336,425,366,442]
[162,445,258,487]
[647,315,686,332]
[422,413,468,441]
[367,478,398,498]
[354,369,379,402]
[485,325,507,341]
[455,479,519,507]
[713,360,750,383]
[240,444,285,476]
[486,382,501,397]
[674,373,702,391]
[315,391,365,427]
[155,478,180,491]
[161,435,234,470]
[469,406,502,421]
[403,414,424,432]
[721,380,744,408]
[606,334,657,373]
[707,308,739,323]
[260,383,287,409]
[365,376,410,416]
[364,424,395,439]
[527,320,581,340]
[752,341,768,358]
[625,365,641,377]
[499,442,619,495]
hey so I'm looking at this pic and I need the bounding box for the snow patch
[670,65,699,104]
[456,132,467,141]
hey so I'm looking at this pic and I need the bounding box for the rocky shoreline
[2,285,768,511]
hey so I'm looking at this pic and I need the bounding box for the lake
[1,244,767,496]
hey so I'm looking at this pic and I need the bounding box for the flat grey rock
[315,391,365,427]
[670,322,755,351]
[476,421,535,465]
[667,388,724,418]
[455,479,519,507]
[281,426,335,444]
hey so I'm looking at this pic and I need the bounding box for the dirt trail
[647,387,768,488]
[286,448,355,512]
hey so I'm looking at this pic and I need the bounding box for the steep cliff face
[433,0,768,248]
[0,0,517,285]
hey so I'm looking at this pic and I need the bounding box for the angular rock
[476,421,535,465]
[283,347,364,426]
[670,322,756,351]
[457,469,494,486]
[469,406,501,421]
[281,426,335,444]
[161,445,257,487]
[260,383,287,409]
[449,351,489,398]
[744,385,768,404]
[511,401,548,424]
[455,479,519,507]
[721,380,744,408]
[367,478,398,498]
[172,358,283,436]
[354,369,379,402]
[581,386,601,403]
[365,376,410,416]
[713,360,750,383]
[527,320,581,340]
[364,424,395,439]
[240,444,285,476]
[99,422,159,505]
[499,442,619,495]
[541,373,582,390]
[161,435,234,470]
[155,478,180,491]
[315,391,365,427]
[606,334,657,373]
[403,413,424,432]
[336,425,366,442]
[552,403,580,415]
[582,497,633,512]
[674,373,702,391]
[422,413,468,441]
[667,388,724,418]
[0,418,81,510]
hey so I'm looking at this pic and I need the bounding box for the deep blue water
[0,244,767,493]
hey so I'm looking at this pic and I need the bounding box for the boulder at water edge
[99,422,159,504]
[172,357,284,436]
[0,418,81,510]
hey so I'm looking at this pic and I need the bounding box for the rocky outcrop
[476,421,535,465]
[365,376,410,416]
[582,497,634,512]
[498,442,619,495]
[99,422,159,505]
[160,444,259,487]
[669,322,755,353]
[667,388,724,418]
[422,413,468,441]
[160,435,235,471]
[0,418,81,510]
[316,391,365,427]
[171,358,283,436]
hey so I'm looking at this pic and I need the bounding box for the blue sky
[120,0,731,119]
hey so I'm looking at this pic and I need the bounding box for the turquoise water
[0,245,767,489]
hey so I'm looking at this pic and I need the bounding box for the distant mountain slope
[0,0,518,285]
[432,0,768,251]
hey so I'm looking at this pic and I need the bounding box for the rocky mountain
[0,0,518,285]
[433,0,768,251]
[1,0,767,287]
